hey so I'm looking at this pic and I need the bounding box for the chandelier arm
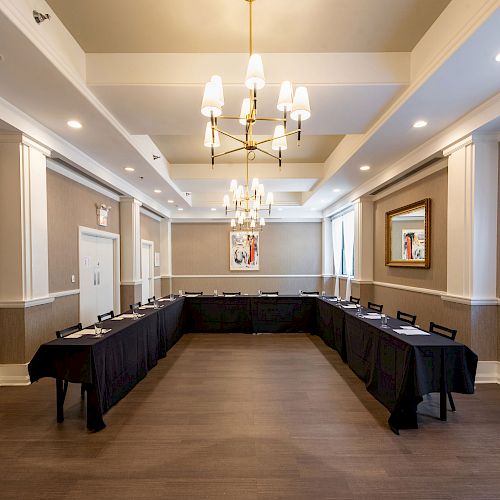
[256,129,300,146]
[254,117,286,122]
[219,115,243,120]
[255,147,280,161]
[216,128,247,145]
[213,146,245,158]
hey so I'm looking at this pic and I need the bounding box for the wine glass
[94,321,103,336]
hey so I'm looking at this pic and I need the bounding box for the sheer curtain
[343,210,355,299]
[332,217,343,297]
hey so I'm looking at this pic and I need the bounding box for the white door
[141,241,153,304]
[80,233,116,327]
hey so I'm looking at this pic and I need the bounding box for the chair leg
[448,392,456,412]
[80,384,85,400]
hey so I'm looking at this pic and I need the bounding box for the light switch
[71,274,76,283]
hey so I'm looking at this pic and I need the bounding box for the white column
[321,218,333,277]
[443,135,498,303]
[119,197,142,285]
[353,196,374,283]
[0,134,50,304]
[160,218,172,278]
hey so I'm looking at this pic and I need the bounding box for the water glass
[153,299,159,309]
[169,293,174,300]
[214,289,218,297]
[94,321,103,336]
[299,290,303,296]
[356,304,362,316]
[321,290,326,297]
[258,289,261,296]
[381,314,388,328]
[132,306,139,319]
[179,290,183,297]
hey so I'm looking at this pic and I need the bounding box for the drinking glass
[179,290,183,297]
[132,306,139,319]
[214,289,218,297]
[169,293,174,300]
[381,314,388,328]
[153,299,159,309]
[356,304,362,317]
[321,290,326,297]
[94,321,103,336]
[258,289,261,296]
[299,290,303,296]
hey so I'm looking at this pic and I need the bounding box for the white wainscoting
[0,364,30,386]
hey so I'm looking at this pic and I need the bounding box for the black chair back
[223,291,241,296]
[301,291,319,295]
[429,322,457,340]
[97,311,114,322]
[147,296,156,303]
[129,302,142,310]
[367,302,383,313]
[397,310,417,326]
[350,296,360,304]
[261,291,279,295]
[185,292,203,296]
[56,323,82,338]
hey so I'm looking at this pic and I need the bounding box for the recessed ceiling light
[277,207,283,211]
[154,189,162,193]
[167,200,174,204]
[124,167,135,172]
[495,53,500,62]
[67,120,82,129]
[333,188,341,193]
[413,120,428,128]
[177,207,183,211]
[210,208,216,211]
[360,165,370,171]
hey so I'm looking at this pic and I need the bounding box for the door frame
[141,239,154,301]
[78,226,121,321]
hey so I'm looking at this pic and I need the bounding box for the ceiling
[0,0,498,219]
[46,0,451,53]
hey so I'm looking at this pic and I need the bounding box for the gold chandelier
[200,0,311,169]
[223,151,273,232]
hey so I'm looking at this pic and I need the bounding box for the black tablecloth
[29,295,478,433]
[28,298,184,430]
[315,299,478,430]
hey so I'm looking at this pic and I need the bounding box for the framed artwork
[230,231,259,270]
[385,198,430,268]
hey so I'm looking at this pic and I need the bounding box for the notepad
[159,298,174,302]
[139,305,155,309]
[120,313,145,319]
[362,314,382,320]
[261,294,278,297]
[342,305,357,309]
[393,328,430,336]
[111,316,125,321]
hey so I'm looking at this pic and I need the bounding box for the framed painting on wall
[230,231,259,271]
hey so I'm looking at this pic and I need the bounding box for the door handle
[93,271,96,286]
[97,271,100,286]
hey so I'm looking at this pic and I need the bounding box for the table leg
[55,378,66,423]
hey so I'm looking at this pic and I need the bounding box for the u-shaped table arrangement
[29,295,477,434]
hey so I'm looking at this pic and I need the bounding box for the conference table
[28,294,477,434]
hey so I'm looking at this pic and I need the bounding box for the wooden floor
[1,334,500,499]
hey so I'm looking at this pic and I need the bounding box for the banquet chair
[147,296,156,303]
[367,302,383,313]
[97,310,114,322]
[350,296,360,304]
[301,291,319,295]
[223,291,241,295]
[261,291,279,295]
[429,322,458,414]
[185,292,203,296]
[129,301,142,310]
[55,323,84,411]
[397,310,417,326]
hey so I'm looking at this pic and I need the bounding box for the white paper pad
[65,328,111,338]
[185,294,200,297]
[261,294,278,297]
[342,305,357,309]
[111,316,125,321]
[362,314,382,320]
[393,328,430,336]
[139,305,155,309]
[120,313,145,319]
[223,294,237,297]
[159,298,174,302]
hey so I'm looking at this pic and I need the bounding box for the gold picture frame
[385,198,431,268]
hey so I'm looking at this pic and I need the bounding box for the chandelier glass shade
[200,0,311,169]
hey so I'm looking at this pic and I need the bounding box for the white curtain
[343,210,355,300]
[332,217,343,297]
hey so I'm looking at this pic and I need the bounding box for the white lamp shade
[272,125,288,151]
[245,54,265,90]
[210,75,224,107]
[250,220,256,228]
[277,81,293,112]
[266,192,274,205]
[238,216,244,224]
[223,194,230,207]
[239,98,251,125]
[229,179,238,193]
[251,178,259,191]
[290,86,311,121]
[203,122,220,148]
[231,219,236,228]
[260,217,266,226]
[201,82,222,117]
[258,184,265,196]
[235,210,240,219]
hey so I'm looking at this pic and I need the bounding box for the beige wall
[172,222,322,294]
[373,167,447,291]
[47,169,120,293]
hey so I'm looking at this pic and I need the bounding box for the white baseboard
[0,364,30,386]
[476,361,500,384]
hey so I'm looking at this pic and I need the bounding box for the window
[331,210,354,277]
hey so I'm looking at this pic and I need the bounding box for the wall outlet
[71,274,76,283]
